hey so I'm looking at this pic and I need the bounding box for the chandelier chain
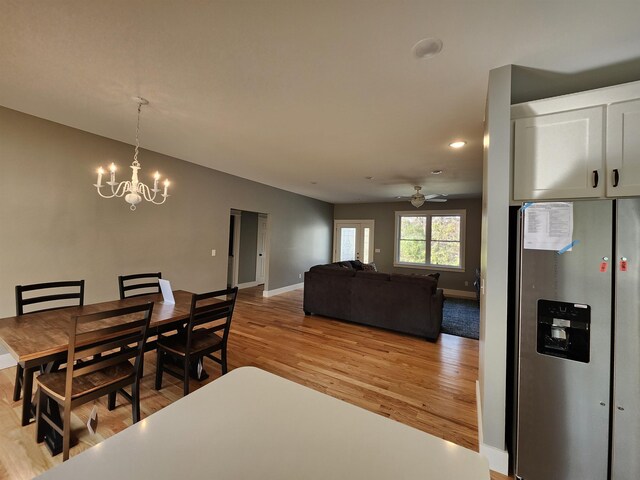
[133,102,142,166]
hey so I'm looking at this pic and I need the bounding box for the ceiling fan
[404,186,447,208]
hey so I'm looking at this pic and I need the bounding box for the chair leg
[35,388,45,443]
[62,403,71,461]
[155,350,163,390]
[13,364,24,401]
[132,382,141,423]
[183,357,190,397]
[107,391,116,411]
[221,346,228,375]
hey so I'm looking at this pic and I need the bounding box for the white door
[333,220,374,263]
[606,99,640,197]
[255,215,267,284]
[513,106,604,200]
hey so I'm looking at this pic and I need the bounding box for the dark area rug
[442,298,480,340]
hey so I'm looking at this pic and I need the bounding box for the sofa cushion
[389,273,437,293]
[355,271,390,281]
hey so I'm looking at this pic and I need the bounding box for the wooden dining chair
[13,280,85,402]
[34,302,154,461]
[155,287,238,396]
[118,272,162,299]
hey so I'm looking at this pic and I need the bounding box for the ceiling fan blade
[423,193,440,200]
[425,198,447,202]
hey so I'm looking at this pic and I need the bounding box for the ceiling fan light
[410,196,425,208]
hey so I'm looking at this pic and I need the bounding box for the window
[394,210,465,271]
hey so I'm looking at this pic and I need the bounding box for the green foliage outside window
[398,214,461,267]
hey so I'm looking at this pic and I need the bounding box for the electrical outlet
[211,249,216,257]
[464,281,469,286]
[299,273,302,279]
[375,248,381,253]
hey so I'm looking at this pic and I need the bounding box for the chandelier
[94,97,170,211]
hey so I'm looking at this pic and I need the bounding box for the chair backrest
[15,280,85,316]
[65,302,154,398]
[118,272,162,299]
[185,287,239,354]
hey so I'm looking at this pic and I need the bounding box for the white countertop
[37,367,489,479]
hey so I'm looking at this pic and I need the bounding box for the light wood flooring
[0,286,509,479]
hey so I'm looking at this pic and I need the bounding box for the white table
[37,367,490,479]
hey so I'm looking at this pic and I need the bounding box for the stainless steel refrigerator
[516,199,640,480]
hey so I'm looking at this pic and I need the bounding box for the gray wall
[238,211,259,284]
[0,106,333,335]
[334,198,481,292]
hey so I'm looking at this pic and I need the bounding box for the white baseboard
[263,282,304,298]
[476,380,509,475]
[443,288,477,299]
[237,281,261,290]
[0,353,15,370]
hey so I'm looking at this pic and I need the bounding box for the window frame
[393,210,466,272]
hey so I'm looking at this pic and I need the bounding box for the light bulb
[154,171,160,180]
[98,167,105,174]
[109,162,117,172]
[164,179,170,187]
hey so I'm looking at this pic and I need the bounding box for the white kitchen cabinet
[513,106,604,201]
[606,99,640,197]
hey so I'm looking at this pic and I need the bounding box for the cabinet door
[606,99,640,197]
[513,106,604,200]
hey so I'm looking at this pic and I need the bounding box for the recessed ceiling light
[412,38,443,59]
[310,181,317,185]
[449,141,467,149]
[365,176,374,180]
[431,170,443,175]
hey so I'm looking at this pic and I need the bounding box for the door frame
[333,219,375,263]
[229,210,242,288]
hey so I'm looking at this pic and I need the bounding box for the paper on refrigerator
[523,202,574,251]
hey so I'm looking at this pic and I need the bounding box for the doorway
[333,220,375,263]
[228,209,269,289]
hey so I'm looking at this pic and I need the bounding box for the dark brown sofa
[303,262,445,341]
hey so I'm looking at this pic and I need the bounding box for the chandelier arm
[139,183,156,202]
[113,181,130,197]
[151,194,168,205]
[96,181,128,199]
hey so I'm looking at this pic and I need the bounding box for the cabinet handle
[613,169,620,187]
[592,170,599,188]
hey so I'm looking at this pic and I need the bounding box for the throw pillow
[349,260,365,270]
[362,262,377,272]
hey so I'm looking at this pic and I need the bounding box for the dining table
[36,367,491,479]
[0,290,195,442]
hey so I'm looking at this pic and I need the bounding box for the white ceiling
[1,1,640,203]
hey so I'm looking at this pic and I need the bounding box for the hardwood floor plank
[0,286,509,479]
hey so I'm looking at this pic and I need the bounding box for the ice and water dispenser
[536,299,591,363]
